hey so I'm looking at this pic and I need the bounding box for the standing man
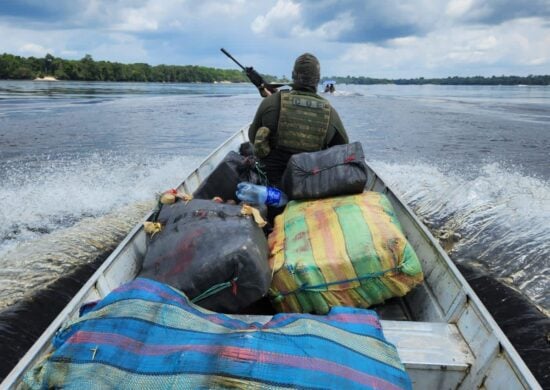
[248,53,348,189]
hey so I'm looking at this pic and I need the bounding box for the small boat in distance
[323,80,336,93]
[1,128,542,389]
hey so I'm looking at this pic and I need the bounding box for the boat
[323,80,336,93]
[1,127,542,389]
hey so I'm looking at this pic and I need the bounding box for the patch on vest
[291,96,326,109]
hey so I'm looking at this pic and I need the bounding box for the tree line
[323,74,550,86]
[0,53,281,83]
[1,53,548,85]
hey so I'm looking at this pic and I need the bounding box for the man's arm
[248,93,279,143]
[248,109,262,143]
[327,108,349,146]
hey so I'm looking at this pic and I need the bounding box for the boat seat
[382,320,474,389]
[232,314,474,390]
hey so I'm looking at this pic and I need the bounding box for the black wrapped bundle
[193,151,263,202]
[139,199,271,313]
[282,142,368,200]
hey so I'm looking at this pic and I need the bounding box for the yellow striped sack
[268,191,424,314]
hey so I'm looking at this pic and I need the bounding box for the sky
[0,0,549,79]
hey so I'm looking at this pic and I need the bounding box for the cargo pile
[141,142,423,314]
[23,141,422,389]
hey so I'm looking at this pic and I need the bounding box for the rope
[191,277,239,303]
[271,266,402,302]
[160,189,192,204]
[294,160,363,176]
[254,161,270,186]
[150,189,193,222]
[143,221,163,237]
[150,198,164,222]
[241,204,267,227]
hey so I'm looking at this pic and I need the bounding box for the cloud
[0,0,549,77]
[92,33,149,62]
[0,1,268,61]
[253,0,550,44]
[447,0,550,25]
[0,0,251,32]
[0,24,67,57]
[336,17,550,78]
[250,0,447,43]
[0,0,92,28]
[19,43,53,56]
[1,0,70,22]
[251,0,301,35]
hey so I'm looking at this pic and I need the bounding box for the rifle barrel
[220,48,246,70]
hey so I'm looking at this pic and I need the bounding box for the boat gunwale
[368,166,540,388]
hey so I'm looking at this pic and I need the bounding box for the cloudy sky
[1,0,549,78]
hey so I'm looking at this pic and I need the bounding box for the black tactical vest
[276,90,331,152]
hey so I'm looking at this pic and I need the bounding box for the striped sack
[268,191,424,314]
[22,278,412,390]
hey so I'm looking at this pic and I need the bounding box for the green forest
[0,53,282,83]
[1,53,548,85]
[322,75,550,86]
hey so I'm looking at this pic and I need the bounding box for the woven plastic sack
[140,199,270,313]
[268,191,423,314]
[281,142,368,200]
[22,278,412,390]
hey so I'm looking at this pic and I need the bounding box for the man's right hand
[260,86,273,97]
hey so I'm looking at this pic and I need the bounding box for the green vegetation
[0,53,282,83]
[1,53,548,85]
[323,75,550,86]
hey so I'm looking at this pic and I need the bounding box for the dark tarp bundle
[282,142,368,200]
[193,151,266,202]
[22,278,412,390]
[139,199,271,313]
[239,141,254,157]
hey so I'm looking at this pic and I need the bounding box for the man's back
[248,53,348,188]
[249,89,348,188]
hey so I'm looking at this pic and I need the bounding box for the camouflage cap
[292,53,320,90]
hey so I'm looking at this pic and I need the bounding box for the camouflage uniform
[249,54,348,188]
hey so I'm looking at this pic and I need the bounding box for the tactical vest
[276,90,331,152]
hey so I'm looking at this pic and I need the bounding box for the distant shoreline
[322,75,550,86]
[1,52,548,85]
[1,79,549,87]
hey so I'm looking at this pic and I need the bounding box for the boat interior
[2,129,539,389]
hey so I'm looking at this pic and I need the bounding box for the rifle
[221,48,285,97]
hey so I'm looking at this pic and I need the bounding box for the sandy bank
[34,76,58,81]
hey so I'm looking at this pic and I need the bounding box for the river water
[0,80,549,381]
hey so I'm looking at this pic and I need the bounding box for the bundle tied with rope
[193,149,269,202]
[268,191,424,314]
[140,198,271,313]
[282,142,368,200]
[149,188,193,224]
